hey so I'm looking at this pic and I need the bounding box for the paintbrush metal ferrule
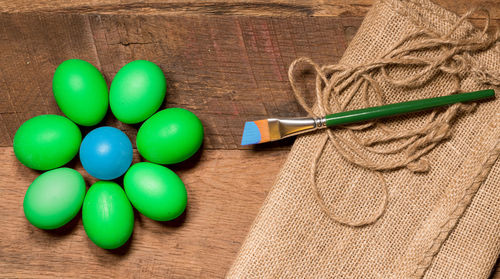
[268,117,327,140]
[241,117,326,145]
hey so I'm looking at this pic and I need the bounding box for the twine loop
[288,8,499,227]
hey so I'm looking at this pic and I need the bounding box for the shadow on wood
[156,207,188,228]
[40,210,81,237]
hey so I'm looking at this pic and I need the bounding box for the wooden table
[0,1,498,277]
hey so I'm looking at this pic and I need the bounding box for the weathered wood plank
[1,1,498,277]
[0,0,378,17]
[0,0,498,20]
[0,147,288,278]
[0,13,359,149]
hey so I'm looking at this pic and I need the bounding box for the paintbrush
[241,89,495,145]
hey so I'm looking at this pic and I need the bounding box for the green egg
[109,60,166,124]
[23,168,86,230]
[13,115,82,170]
[136,108,203,164]
[124,162,187,221]
[82,181,134,249]
[53,59,109,126]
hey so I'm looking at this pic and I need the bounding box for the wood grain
[0,0,499,278]
[0,147,288,278]
[0,11,358,278]
[0,13,359,150]
[0,0,498,20]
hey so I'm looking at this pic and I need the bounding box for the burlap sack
[228,0,500,278]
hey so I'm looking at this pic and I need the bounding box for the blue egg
[80,127,133,180]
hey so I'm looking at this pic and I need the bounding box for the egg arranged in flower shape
[52,59,109,126]
[23,168,86,230]
[137,108,204,164]
[15,59,200,250]
[124,162,187,221]
[13,114,82,171]
[82,181,134,249]
[79,126,133,181]
[110,60,167,124]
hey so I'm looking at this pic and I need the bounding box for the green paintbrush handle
[325,89,495,126]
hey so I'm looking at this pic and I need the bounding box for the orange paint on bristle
[254,120,270,143]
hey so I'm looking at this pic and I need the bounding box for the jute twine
[287,8,500,227]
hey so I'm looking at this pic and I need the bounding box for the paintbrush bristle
[241,120,270,145]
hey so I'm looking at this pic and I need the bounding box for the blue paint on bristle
[241,121,261,145]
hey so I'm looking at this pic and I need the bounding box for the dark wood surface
[0,14,359,150]
[0,0,498,19]
[0,1,498,278]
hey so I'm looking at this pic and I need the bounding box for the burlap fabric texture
[228,0,500,278]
